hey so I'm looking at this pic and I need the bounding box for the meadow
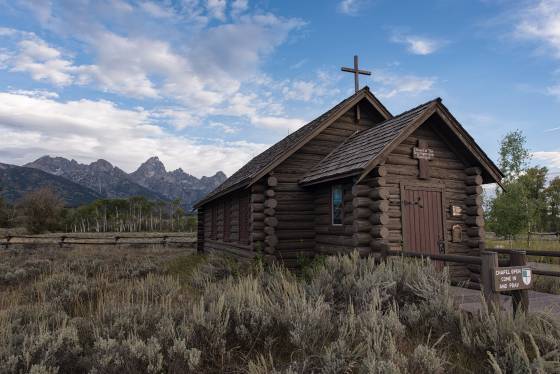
[1,244,560,373]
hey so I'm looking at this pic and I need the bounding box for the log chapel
[194,58,503,281]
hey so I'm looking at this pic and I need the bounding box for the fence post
[510,250,530,315]
[481,251,500,312]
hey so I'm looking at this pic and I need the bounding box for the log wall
[376,123,482,281]
[202,190,254,257]
[314,180,354,256]
[274,105,384,266]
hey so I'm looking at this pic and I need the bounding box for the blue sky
[0,0,559,178]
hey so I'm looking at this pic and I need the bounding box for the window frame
[331,184,344,226]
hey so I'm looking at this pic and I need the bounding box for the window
[239,194,250,243]
[211,205,217,240]
[223,200,231,242]
[332,185,344,225]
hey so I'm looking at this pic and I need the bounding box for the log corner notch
[250,181,266,252]
[465,167,485,282]
[197,207,205,253]
[263,174,278,256]
[353,166,390,257]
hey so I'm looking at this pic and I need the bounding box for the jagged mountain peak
[22,155,227,210]
[134,156,167,178]
[89,159,114,171]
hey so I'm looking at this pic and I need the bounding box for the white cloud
[206,0,227,21]
[533,151,560,169]
[338,0,368,15]
[372,70,436,98]
[0,91,267,177]
[210,122,238,134]
[283,80,316,102]
[515,0,560,58]
[391,34,444,55]
[140,2,175,18]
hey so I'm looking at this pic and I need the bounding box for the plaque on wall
[451,205,462,217]
[452,224,462,243]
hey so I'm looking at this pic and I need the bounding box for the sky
[1,0,560,179]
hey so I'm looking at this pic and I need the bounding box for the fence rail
[0,234,196,249]
[385,248,560,315]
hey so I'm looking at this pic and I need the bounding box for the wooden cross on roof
[341,55,371,92]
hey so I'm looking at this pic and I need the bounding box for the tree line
[486,130,560,239]
[0,188,197,234]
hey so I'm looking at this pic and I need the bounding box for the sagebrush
[1,246,559,373]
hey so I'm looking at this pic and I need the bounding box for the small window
[332,185,344,225]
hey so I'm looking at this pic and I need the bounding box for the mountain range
[0,156,226,209]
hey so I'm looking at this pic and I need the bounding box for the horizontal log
[465,185,483,195]
[371,166,387,177]
[371,200,390,213]
[264,226,275,236]
[366,177,386,187]
[251,184,266,193]
[276,240,315,250]
[353,233,372,246]
[265,189,276,198]
[251,203,264,213]
[369,188,390,200]
[353,219,372,233]
[264,246,275,254]
[465,195,482,207]
[251,194,265,203]
[276,231,315,240]
[370,240,390,253]
[467,227,485,238]
[265,235,278,247]
[466,238,482,248]
[353,197,372,208]
[316,235,354,246]
[264,199,278,209]
[264,217,278,227]
[370,213,389,225]
[264,208,276,216]
[316,244,354,256]
[371,226,389,239]
[267,176,278,187]
[465,215,484,227]
[465,206,483,216]
[251,221,264,230]
[465,175,483,186]
[352,184,371,197]
[251,232,265,241]
[253,213,265,221]
[465,166,482,176]
[353,207,372,219]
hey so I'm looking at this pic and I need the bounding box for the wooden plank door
[402,186,445,269]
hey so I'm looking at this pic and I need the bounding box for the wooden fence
[0,234,196,249]
[385,248,560,315]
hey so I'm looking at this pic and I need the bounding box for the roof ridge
[393,97,441,118]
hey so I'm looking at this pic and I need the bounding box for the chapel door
[402,185,445,269]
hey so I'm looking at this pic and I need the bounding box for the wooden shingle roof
[193,87,392,208]
[299,98,441,185]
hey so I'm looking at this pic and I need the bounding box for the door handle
[437,240,445,254]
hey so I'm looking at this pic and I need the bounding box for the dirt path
[451,286,560,315]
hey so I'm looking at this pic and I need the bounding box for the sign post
[481,250,532,315]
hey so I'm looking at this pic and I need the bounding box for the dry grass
[1,247,560,373]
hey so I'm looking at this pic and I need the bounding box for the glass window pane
[332,185,343,225]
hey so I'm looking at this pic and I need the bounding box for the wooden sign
[413,147,434,160]
[451,205,462,217]
[493,266,532,292]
